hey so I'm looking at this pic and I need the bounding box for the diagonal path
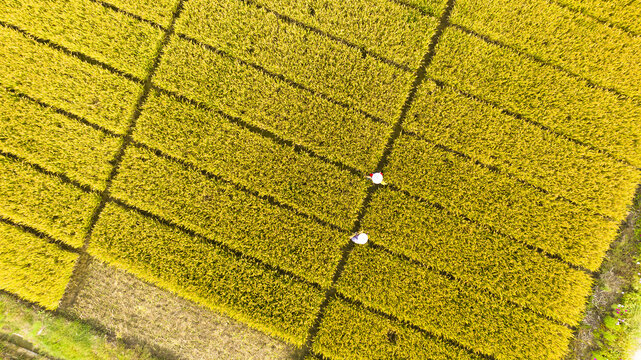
[297,0,459,357]
[57,0,186,311]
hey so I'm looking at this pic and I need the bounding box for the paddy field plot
[0,0,640,359]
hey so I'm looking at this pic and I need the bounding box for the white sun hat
[351,232,369,245]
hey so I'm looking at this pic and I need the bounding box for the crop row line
[550,0,641,38]
[429,78,640,171]
[1,78,597,278]
[388,183,596,277]
[0,215,80,255]
[367,241,577,330]
[237,0,413,72]
[390,0,639,41]
[58,0,187,311]
[0,148,577,341]
[0,21,141,85]
[298,0,457,357]
[333,291,497,360]
[450,23,631,102]
[401,128,615,222]
[3,10,635,176]
[131,140,348,233]
[91,0,640,112]
[173,32,389,126]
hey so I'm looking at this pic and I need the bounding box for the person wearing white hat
[350,232,369,245]
[367,172,386,185]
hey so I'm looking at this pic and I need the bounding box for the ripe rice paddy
[1,0,640,359]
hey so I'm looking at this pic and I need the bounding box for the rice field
[1,0,640,359]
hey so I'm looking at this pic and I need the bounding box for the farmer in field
[367,172,386,185]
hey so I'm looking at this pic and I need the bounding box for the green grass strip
[555,0,641,34]
[174,0,412,123]
[0,26,141,134]
[0,0,164,78]
[89,202,325,346]
[0,222,77,310]
[450,0,641,100]
[405,82,641,220]
[314,297,481,360]
[386,134,617,271]
[0,155,99,248]
[153,35,391,171]
[249,0,438,69]
[103,0,176,27]
[362,187,593,325]
[336,246,573,360]
[110,145,346,287]
[0,90,121,191]
[428,27,641,167]
[135,90,366,228]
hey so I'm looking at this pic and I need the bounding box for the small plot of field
[0,0,640,359]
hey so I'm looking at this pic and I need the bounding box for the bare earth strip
[67,259,299,360]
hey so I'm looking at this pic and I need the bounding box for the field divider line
[0,21,144,85]
[0,216,81,255]
[0,17,392,137]
[173,32,391,126]
[0,150,102,195]
[401,129,616,222]
[0,91,597,279]
[86,0,168,30]
[1,138,333,293]
[149,85,366,178]
[235,0,413,72]
[450,23,635,102]
[427,77,641,171]
[550,0,641,38]
[57,0,186,312]
[130,140,350,234]
[333,291,497,360]
[387,183,598,277]
[6,16,633,174]
[106,196,325,292]
[89,0,413,73]
[0,86,123,138]
[389,0,640,101]
[367,241,578,329]
[297,0,458,357]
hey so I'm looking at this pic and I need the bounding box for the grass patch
[450,0,641,100]
[0,0,164,78]
[89,202,325,346]
[0,293,156,359]
[0,155,99,248]
[0,90,121,191]
[405,81,641,219]
[428,27,641,167]
[0,223,77,310]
